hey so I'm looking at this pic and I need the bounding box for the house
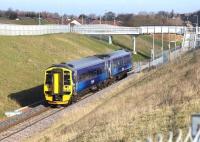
[66,19,81,26]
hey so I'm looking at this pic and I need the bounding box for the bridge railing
[140,26,186,34]
[73,24,140,35]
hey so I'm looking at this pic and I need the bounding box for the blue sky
[0,0,199,15]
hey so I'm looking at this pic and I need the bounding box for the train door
[105,59,111,77]
[52,70,64,101]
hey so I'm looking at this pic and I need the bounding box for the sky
[0,0,199,15]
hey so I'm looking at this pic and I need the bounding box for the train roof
[96,50,131,59]
[108,50,131,59]
[53,50,131,70]
[66,56,105,70]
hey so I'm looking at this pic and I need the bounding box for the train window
[64,74,70,85]
[46,74,52,84]
[97,68,102,74]
[78,67,104,82]
[123,55,131,65]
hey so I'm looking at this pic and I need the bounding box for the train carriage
[44,50,132,105]
[67,56,109,94]
[109,50,132,79]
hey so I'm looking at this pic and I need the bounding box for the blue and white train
[44,50,132,105]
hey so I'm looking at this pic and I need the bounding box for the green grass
[0,33,119,117]
[112,35,180,61]
[112,35,152,61]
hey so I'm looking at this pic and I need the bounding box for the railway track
[0,92,95,141]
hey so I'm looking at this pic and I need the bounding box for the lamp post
[194,15,199,32]
[100,15,102,24]
[194,15,199,48]
[113,16,116,25]
[194,15,199,27]
[105,10,107,24]
[38,12,41,25]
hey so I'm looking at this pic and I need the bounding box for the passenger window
[64,74,70,85]
[79,68,104,82]
[46,74,52,84]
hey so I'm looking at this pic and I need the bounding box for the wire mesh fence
[132,43,197,76]
[0,24,70,35]
[144,128,200,142]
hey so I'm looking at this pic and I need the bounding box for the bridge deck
[73,25,186,35]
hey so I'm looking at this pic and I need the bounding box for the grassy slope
[28,49,200,142]
[112,35,182,61]
[0,33,119,117]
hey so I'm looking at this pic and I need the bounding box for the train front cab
[44,67,73,105]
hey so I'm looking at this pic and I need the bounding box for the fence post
[184,127,193,142]
[176,129,183,142]
[146,137,153,142]
[157,134,163,142]
[168,131,173,142]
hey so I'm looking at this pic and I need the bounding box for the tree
[79,14,87,19]
[5,8,18,20]
[0,10,2,17]
[103,11,116,21]
[157,11,169,18]
[170,9,175,18]
[88,14,97,20]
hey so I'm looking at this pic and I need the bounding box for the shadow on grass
[8,85,45,107]
[112,40,132,52]
[137,51,151,59]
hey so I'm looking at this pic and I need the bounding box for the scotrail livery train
[44,50,132,105]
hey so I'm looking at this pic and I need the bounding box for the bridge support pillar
[132,35,137,54]
[108,35,112,45]
[152,33,155,61]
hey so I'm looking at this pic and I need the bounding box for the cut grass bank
[27,49,200,142]
[112,34,183,61]
[0,33,119,117]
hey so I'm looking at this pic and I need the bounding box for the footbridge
[73,24,185,35]
[73,24,189,56]
[0,24,186,35]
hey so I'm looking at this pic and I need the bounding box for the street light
[38,12,41,25]
[194,15,199,27]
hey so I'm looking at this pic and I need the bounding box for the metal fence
[132,40,194,75]
[144,128,200,142]
[0,24,70,35]
[140,26,185,34]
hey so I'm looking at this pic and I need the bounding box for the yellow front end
[44,67,73,105]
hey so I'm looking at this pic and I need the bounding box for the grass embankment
[112,34,182,61]
[28,49,200,142]
[0,33,119,117]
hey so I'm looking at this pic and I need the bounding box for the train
[44,50,133,105]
